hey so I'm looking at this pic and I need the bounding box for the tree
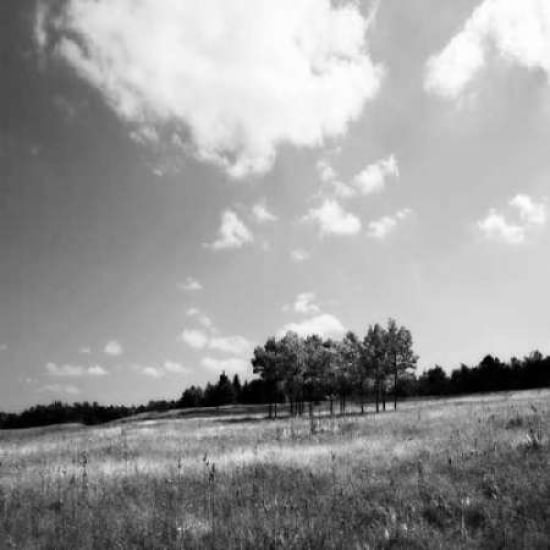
[364,323,387,413]
[385,318,418,410]
[251,337,285,418]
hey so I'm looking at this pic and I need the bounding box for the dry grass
[1,389,550,549]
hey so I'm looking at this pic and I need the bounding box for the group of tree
[250,319,417,418]
[3,318,550,430]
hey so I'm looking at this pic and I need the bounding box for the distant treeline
[1,321,550,429]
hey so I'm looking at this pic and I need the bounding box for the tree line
[2,319,550,429]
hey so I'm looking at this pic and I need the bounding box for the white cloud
[509,194,547,226]
[142,366,165,379]
[208,335,252,355]
[279,313,345,338]
[46,363,84,377]
[290,249,311,262]
[79,346,91,354]
[477,194,546,244]
[304,199,361,236]
[425,0,550,99]
[206,210,253,250]
[316,154,399,198]
[252,203,277,223]
[367,208,412,239]
[46,363,109,377]
[352,154,399,195]
[291,292,321,315]
[87,365,109,376]
[37,0,383,178]
[186,308,213,328]
[163,360,189,374]
[200,357,250,377]
[180,329,209,349]
[0,344,7,352]
[39,384,81,396]
[178,277,203,291]
[104,340,123,356]
[477,209,525,244]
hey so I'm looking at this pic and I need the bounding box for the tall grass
[1,390,549,548]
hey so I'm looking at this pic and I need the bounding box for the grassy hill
[1,389,549,548]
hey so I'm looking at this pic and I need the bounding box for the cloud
[477,194,546,244]
[163,361,189,374]
[39,384,81,396]
[87,365,109,376]
[36,0,383,178]
[425,0,550,100]
[200,357,250,377]
[290,249,311,262]
[287,292,321,315]
[304,199,361,236]
[279,313,345,338]
[45,362,108,377]
[104,340,123,356]
[477,209,525,244]
[252,202,278,223]
[180,329,209,349]
[177,277,203,291]
[509,194,547,226]
[142,366,165,379]
[317,154,399,198]
[352,154,399,195]
[206,210,253,250]
[208,336,252,355]
[367,208,412,239]
[0,344,7,352]
[79,346,91,354]
[186,308,213,328]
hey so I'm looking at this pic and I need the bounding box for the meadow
[1,390,549,549]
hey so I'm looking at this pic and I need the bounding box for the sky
[2,0,550,411]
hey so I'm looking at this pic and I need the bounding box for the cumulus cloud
[352,155,399,195]
[252,203,278,223]
[200,357,250,377]
[46,362,108,377]
[104,340,123,356]
[141,366,165,379]
[79,346,91,354]
[279,313,345,338]
[317,154,399,198]
[367,208,412,239]
[509,194,547,226]
[290,249,311,262]
[206,210,253,250]
[36,0,383,177]
[286,292,321,315]
[186,308,213,329]
[208,336,252,355]
[39,384,81,396]
[178,277,203,292]
[477,210,526,244]
[477,194,546,244]
[180,329,209,349]
[425,0,550,99]
[163,361,189,374]
[304,199,361,236]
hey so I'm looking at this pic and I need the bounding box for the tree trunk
[394,370,398,411]
[330,397,334,417]
[382,386,386,411]
[375,381,380,413]
[268,402,272,419]
[274,402,277,419]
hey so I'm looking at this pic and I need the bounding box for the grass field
[1,390,549,549]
